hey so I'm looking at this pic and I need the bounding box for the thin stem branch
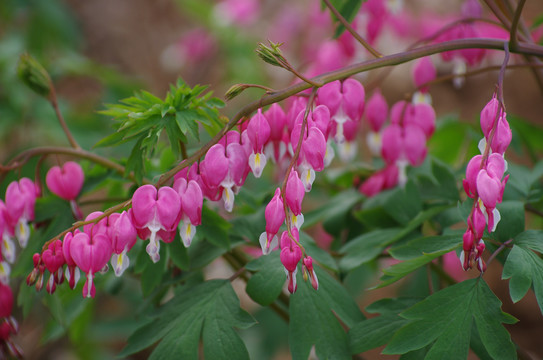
[322,0,382,58]
[0,146,149,185]
[49,88,81,149]
[482,0,513,30]
[486,239,514,266]
[159,38,543,187]
[509,0,526,50]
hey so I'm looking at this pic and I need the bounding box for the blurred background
[1,0,543,358]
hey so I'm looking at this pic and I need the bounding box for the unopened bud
[26,268,39,286]
[35,273,44,292]
[225,84,249,101]
[256,41,286,68]
[17,53,53,98]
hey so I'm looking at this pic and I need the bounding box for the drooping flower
[5,178,37,248]
[45,161,84,201]
[41,239,65,294]
[69,231,112,298]
[285,170,305,229]
[173,178,203,247]
[108,211,137,276]
[131,185,181,263]
[259,188,285,255]
[246,109,271,177]
[279,229,302,294]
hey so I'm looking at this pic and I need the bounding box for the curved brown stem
[322,0,382,58]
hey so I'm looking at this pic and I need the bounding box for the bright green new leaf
[119,280,255,360]
[502,230,543,314]
[383,278,517,360]
[289,266,365,360]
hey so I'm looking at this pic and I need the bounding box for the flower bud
[17,53,53,98]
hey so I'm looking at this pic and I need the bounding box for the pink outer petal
[5,178,36,223]
[490,116,512,155]
[285,170,305,215]
[390,101,411,125]
[226,143,249,187]
[403,125,427,166]
[247,109,271,153]
[201,144,229,188]
[317,80,341,116]
[365,90,388,132]
[302,127,327,172]
[404,103,436,138]
[109,211,137,254]
[476,170,501,209]
[480,96,499,138]
[156,187,182,231]
[310,105,331,139]
[83,211,108,236]
[265,188,285,236]
[264,103,286,141]
[46,161,84,201]
[381,124,403,164]
[70,232,92,272]
[131,185,159,228]
[342,78,365,122]
[412,57,436,90]
[464,155,483,198]
[174,178,203,226]
[486,153,505,179]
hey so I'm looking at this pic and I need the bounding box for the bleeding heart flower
[173,178,203,247]
[70,231,112,298]
[279,229,302,294]
[131,185,181,263]
[46,161,84,201]
[62,231,81,290]
[259,188,285,255]
[108,211,137,276]
[5,178,37,247]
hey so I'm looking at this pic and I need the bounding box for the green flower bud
[17,53,53,98]
[224,84,249,101]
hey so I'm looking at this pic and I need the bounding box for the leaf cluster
[96,79,225,182]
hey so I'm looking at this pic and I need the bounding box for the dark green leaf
[196,206,231,249]
[245,251,285,306]
[303,188,363,231]
[289,266,365,360]
[502,230,543,313]
[340,229,402,272]
[383,279,517,360]
[120,280,254,359]
[383,180,422,225]
[389,233,463,261]
[331,0,364,37]
[350,298,419,354]
[493,201,525,242]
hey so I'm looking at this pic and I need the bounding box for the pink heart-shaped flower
[46,161,84,201]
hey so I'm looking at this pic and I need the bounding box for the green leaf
[502,230,543,313]
[300,232,338,272]
[415,158,460,202]
[120,280,255,359]
[331,0,364,37]
[176,109,200,141]
[349,298,419,354]
[196,206,232,249]
[383,180,422,225]
[493,201,525,242]
[289,266,365,360]
[340,229,402,272]
[303,188,363,233]
[389,233,463,261]
[140,248,168,297]
[245,251,285,306]
[383,279,517,360]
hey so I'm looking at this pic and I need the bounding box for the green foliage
[502,230,543,313]
[289,266,365,360]
[97,79,225,183]
[120,280,255,360]
[383,278,517,360]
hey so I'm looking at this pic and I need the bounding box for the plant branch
[158,38,543,186]
[49,88,81,149]
[0,146,148,185]
[322,0,382,58]
[509,0,526,50]
[486,239,513,266]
